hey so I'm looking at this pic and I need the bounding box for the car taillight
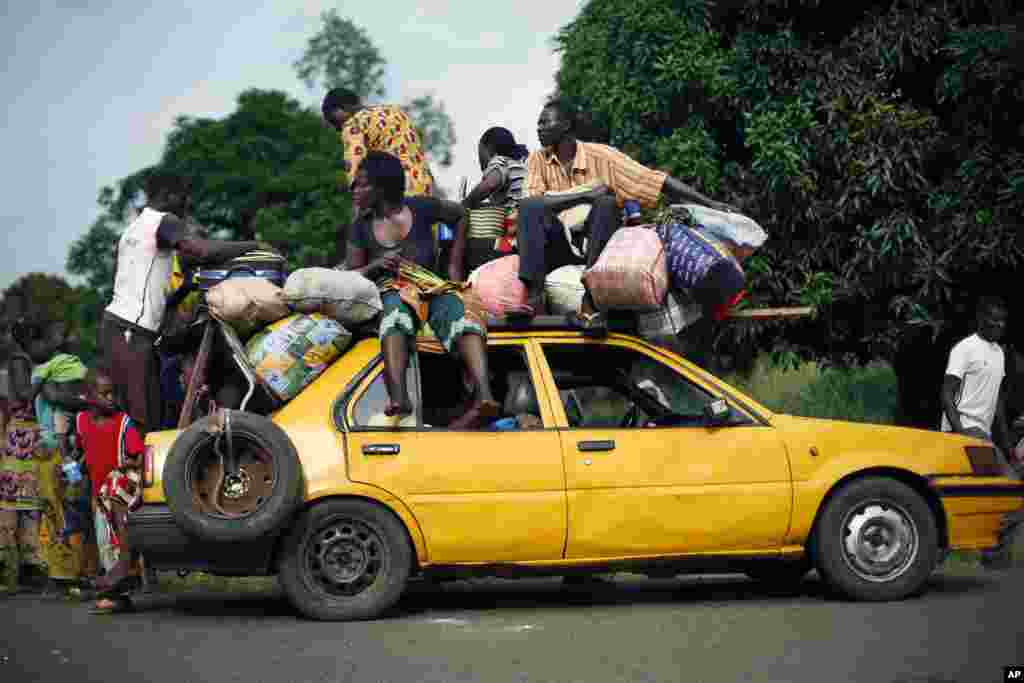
[965,445,1003,476]
[144,445,155,487]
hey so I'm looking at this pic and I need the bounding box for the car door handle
[578,440,616,453]
[362,444,400,456]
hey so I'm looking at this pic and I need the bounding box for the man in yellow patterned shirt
[322,88,435,202]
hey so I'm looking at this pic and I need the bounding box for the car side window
[542,343,723,429]
[350,358,421,429]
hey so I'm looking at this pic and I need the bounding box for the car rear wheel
[279,499,412,621]
[163,412,303,543]
[812,477,939,601]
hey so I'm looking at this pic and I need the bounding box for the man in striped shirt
[517,98,736,330]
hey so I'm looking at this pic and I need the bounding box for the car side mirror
[703,398,731,427]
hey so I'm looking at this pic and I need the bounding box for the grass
[157,572,277,594]
[726,356,899,424]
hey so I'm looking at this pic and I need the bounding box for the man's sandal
[567,311,608,337]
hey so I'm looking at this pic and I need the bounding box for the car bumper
[127,504,277,575]
[929,477,1024,551]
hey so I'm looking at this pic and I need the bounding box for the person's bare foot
[447,399,501,430]
[384,399,414,417]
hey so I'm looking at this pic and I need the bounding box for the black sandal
[567,310,608,337]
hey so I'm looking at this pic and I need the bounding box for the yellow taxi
[131,322,1024,621]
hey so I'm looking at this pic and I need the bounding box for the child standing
[76,366,145,613]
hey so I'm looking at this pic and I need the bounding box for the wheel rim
[305,516,388,597]
[185,436,275,519]
[840,499,919,583]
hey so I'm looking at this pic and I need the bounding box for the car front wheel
[812,477,939,601]
[279,499,412,621]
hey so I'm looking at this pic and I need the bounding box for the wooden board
[724,306,815,321]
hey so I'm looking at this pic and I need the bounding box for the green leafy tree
[294,10,456,168]
[94,89,351,267]
[293,10,387,100]
[554,0,1024,424]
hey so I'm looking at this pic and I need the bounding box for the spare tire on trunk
[163,411,303,543]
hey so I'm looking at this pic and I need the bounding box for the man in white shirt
[941,297,1023,568]
[103,171,272,433]
[940,296,1011,452]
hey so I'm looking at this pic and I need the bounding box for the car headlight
[965,445,1003,476]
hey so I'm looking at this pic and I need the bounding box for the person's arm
[341,122,368,191]
[994,382,1012,452]
[536,185,611,213]
[940,374,965,434]
[39,382,93,413]
[662,176,735,213]
[463,169,505,209]
[8,356,34,403]
[156,215,270,268]
[448,216,469,283]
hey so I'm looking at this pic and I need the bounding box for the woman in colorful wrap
[449,127,529,279]
[0,319,46,595]
[77,366,146,614]
[30,321,94,595]
[345,151,499,424]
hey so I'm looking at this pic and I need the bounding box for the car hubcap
[188,439,274,519]
[307,518,386,597]
[841,501,918,583]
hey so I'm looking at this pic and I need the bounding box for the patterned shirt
[341,105,435,197]
[525,141,668,209]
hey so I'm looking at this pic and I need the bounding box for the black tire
[812,477,939,601]
[278,499,413,621]
[163,412,303,543]
[743,559,810,585]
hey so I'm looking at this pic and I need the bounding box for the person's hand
[368,253,401,276]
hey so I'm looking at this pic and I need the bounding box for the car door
[340,339,567,564]
[535,338,793,560]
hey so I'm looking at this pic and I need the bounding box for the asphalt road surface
[2,567,1022,683]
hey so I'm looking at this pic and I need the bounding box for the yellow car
[131,323,1024,621]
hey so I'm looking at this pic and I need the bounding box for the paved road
[2,567,1021,683]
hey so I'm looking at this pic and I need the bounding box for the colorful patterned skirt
[0,416,45,585]
[35,447,84,581]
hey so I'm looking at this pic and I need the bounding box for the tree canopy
[554,0,1024,365]
[295,9,457,169]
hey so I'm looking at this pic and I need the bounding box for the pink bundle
[582,226,668,311]
[469,255,530,317]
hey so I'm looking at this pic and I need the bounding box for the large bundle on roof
[544,265,586,315]
[206,278,290,338]
[192,250,288,291]
[468,255,529,317]
[283,268,382,327]
[245,313,352,402]
[675,204,767,249]
[582,226,668,311]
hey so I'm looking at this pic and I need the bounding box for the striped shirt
[525,141,668,209]
[483,155,528,208]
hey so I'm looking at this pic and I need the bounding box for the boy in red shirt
[76,366,145,613]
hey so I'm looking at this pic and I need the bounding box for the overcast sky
[1,0,584,290]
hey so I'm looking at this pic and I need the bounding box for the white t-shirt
[940,332,1005,434]
[105,207,173,332]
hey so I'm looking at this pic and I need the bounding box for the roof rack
[485,307,815,332]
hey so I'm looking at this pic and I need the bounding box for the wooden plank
[724,306,815,321]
